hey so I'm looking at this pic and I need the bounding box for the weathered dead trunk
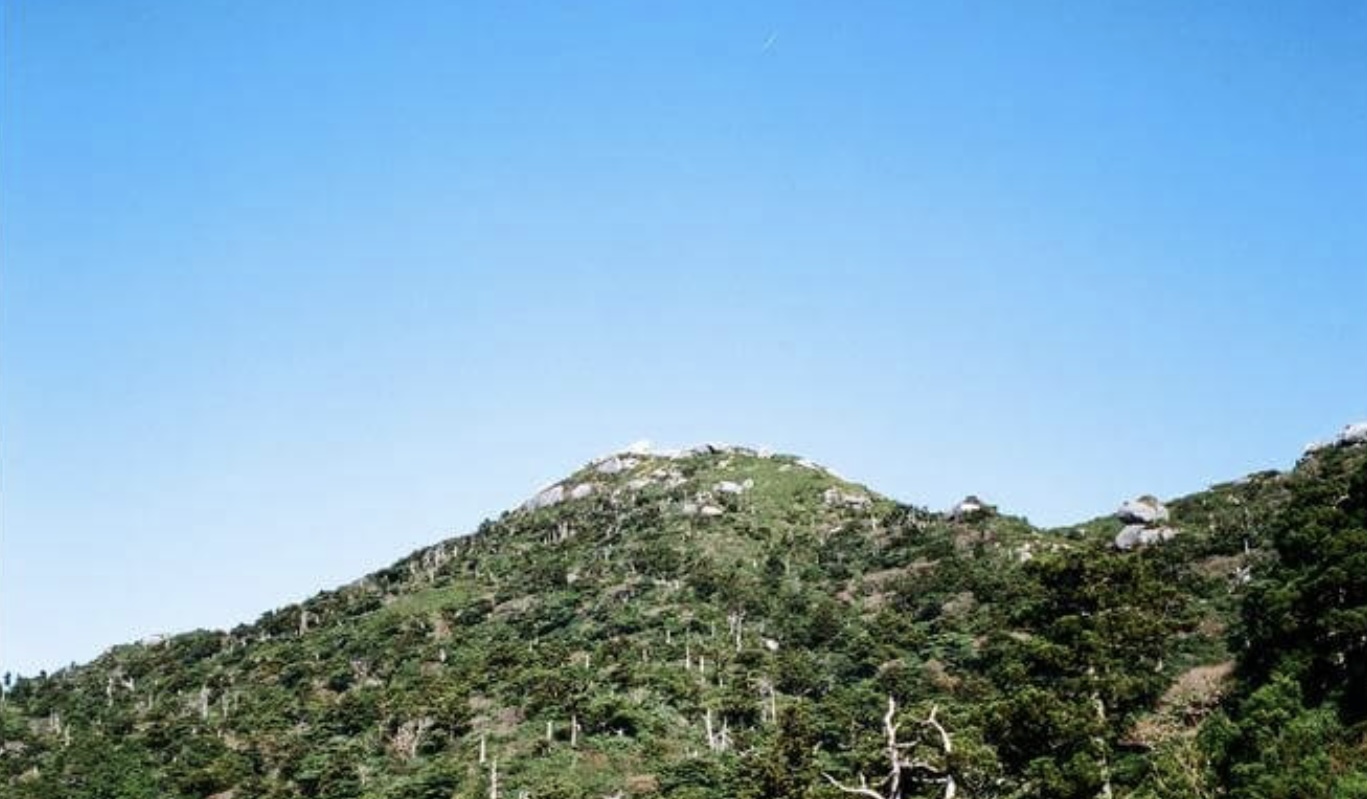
[822,697,958,799]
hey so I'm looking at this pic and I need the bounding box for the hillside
[3,435,1367,799]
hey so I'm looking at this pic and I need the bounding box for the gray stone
[523,485,565,511]
[569,483,595,500]
[948,495,991,521]
[1339,421,1367,446]
[596,456,640,475]
[1114,524,1178,551]
[1304,421,1367,454]
[714,480,747,495]
[1116,496,1170,525]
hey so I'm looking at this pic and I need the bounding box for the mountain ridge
[4,425,1367,798]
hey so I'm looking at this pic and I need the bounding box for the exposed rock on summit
[1115,524,1178,551]
[1306,420,1367,453]
[523,484,566,512]
[948,495,995,521]
[595,456,638,475]
[1116,495,1170,525]
[1114,495,1177,549]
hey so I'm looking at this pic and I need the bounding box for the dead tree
[823,697,957,799]
[758,678,778,724]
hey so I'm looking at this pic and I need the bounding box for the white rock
[714,480,747,495]
[596,456,639,475]
[1114,524,1178,551]
[762,638,780,652]
[1338,421,1367,446]
[1114,525,1145,550]
[626,478,653,491]
[1116,496,1169,525]
[700,505,725,517]
[523,485,565,511]
[570,483,595,500]
[680,502,699,516]
[948,496,986,520]
[1304,421,1367,454]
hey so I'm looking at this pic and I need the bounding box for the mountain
[3,434,1367,799]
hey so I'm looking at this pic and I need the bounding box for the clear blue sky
[2,1,1365,676]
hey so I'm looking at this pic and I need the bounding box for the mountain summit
[4,431,1367,798]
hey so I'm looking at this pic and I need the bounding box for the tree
[737,703,820,799]
[982,547,1190,799]
[1238,452,1367,719]
[1214,450,1367,796]
[822,697,959,799]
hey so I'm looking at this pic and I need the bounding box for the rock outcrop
[1303,420,1367,454]
[948,495,995,521]
[523,484,566,512]
[1116,495,1170,525]
[1114,495,1176,550]
[1115,524,1178,551]
[595,456,639,475]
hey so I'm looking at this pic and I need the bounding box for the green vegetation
[3,442,1365,798]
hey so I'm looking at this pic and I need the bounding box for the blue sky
[2,1,1365,676]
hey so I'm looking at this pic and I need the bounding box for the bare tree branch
[823,771,888,799]
[823,697,960,799]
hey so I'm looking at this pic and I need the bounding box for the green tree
[1238,452,1367,719]
[982,547,1190,799]
[736,703,819,799]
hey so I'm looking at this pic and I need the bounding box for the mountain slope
[3,437,1366,799]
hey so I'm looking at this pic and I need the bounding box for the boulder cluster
[1304,421,1367,455]
[1113,495,1177,550]
[516,441,851,515]
[948,495,995,522]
